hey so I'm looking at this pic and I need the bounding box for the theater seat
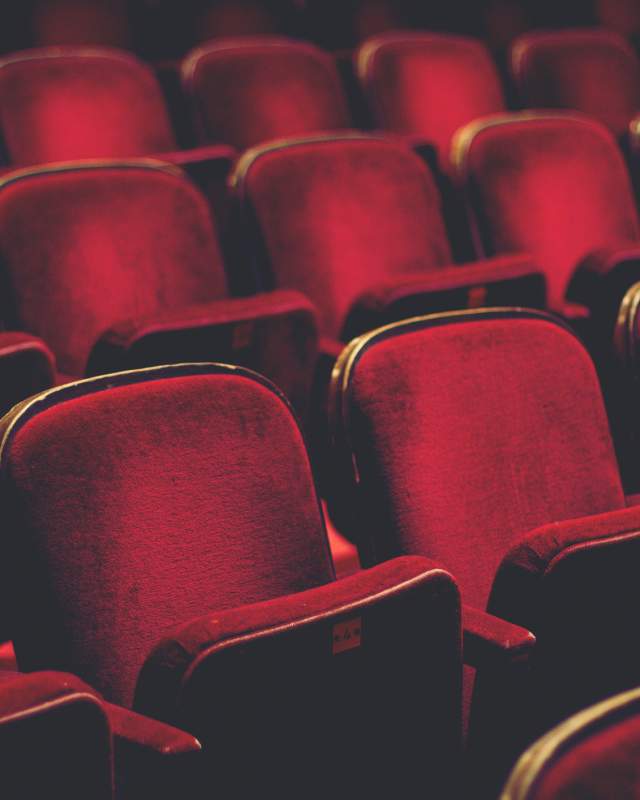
[454,112,640,340]
[233,134,545,345]
[182,37,351,152]
[0,47,235,212]
[329,308,640,792]
[357,33,506,170]
[0,670,200,799]
[0,363,464,799]
[0,160,317,417]
[510,28,640,141]
[502,686,640,799]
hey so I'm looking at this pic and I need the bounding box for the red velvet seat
[0,362,464,798]
[0,160,317,417]
[0,670,200,799]
[454,112,640,337]
[357,33,506,170]
[0,46,234,213]
[510,29,640,140]
[233,134,546,346]
[27,0,132,48]
[329,308,640,791]
[503,686,640,799]
[182,37,351,152]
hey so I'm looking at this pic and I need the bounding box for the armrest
[341,253,546,340]
[105,702,201,800]
[0,331,56,414]
[568,246,640,333]
[152,143,236,170]
[105,702,201,757]
[134,555,459,723]
[463,605,535,670]
[87,290,316,373]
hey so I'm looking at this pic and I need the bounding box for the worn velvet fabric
[332,312,625,611]
[511,29,640,138]
[0,163,228,376]
[358,33,505,168]
[0,366,335,707]
[0,47,176,166]
[236,136,453,338]
[183,37,350,152]
[456,114,640,310]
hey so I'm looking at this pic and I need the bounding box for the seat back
[0,47,176,167]
[0,161,227,376]
[137,556,463,798]
[358,33,505,168]
[329,309,625,610]
[183,37,350,152]
[0,364,334,707]
[511,29,640,138]
[502,686,640,799]
[0,672,113,799]
[28,0,132,48]
[454,113,640,309]
[233,134,452,338]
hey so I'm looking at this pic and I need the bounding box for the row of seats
[1,31,640,165]
[4,308,640,796]
[2,0,638,56]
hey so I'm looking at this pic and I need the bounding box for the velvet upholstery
[0,364,335,707]
[454,113,640,311]
[0,48,177,166]
[510,29,640,138]
[503,686,640,799]
[0,671,113,799]
[0,363,464,798]
[0,161,227,377]
[357,33,506,168]
[234,134,544,340]
[183,37,351,152]
[330,308,640,785]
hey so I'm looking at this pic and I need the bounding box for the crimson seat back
[0,161,227,376]
[329,309,625,611]
[182,37,350,152]
[511,29,640,138]
[357,33,506,168]
[0,363,334,707]
[0,47,176,167]
[0,672,113,799]
[28,0,132,48]
[503,686,640,799]
[0,364,463,798]
[454,113,640,310]
[233,135,453,338]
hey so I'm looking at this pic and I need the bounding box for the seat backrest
[0,161,228,376]
[502,686,640,799]
[329,309,625,609]
[358,33,506,168]
[0,363,334,707]
[182,37,350,152]
[454,113,640,309]
[0,671,113,799]
[233,134,452,338]
[28,0,132,48]
[0,47,176,167]
[511,28,640,138]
